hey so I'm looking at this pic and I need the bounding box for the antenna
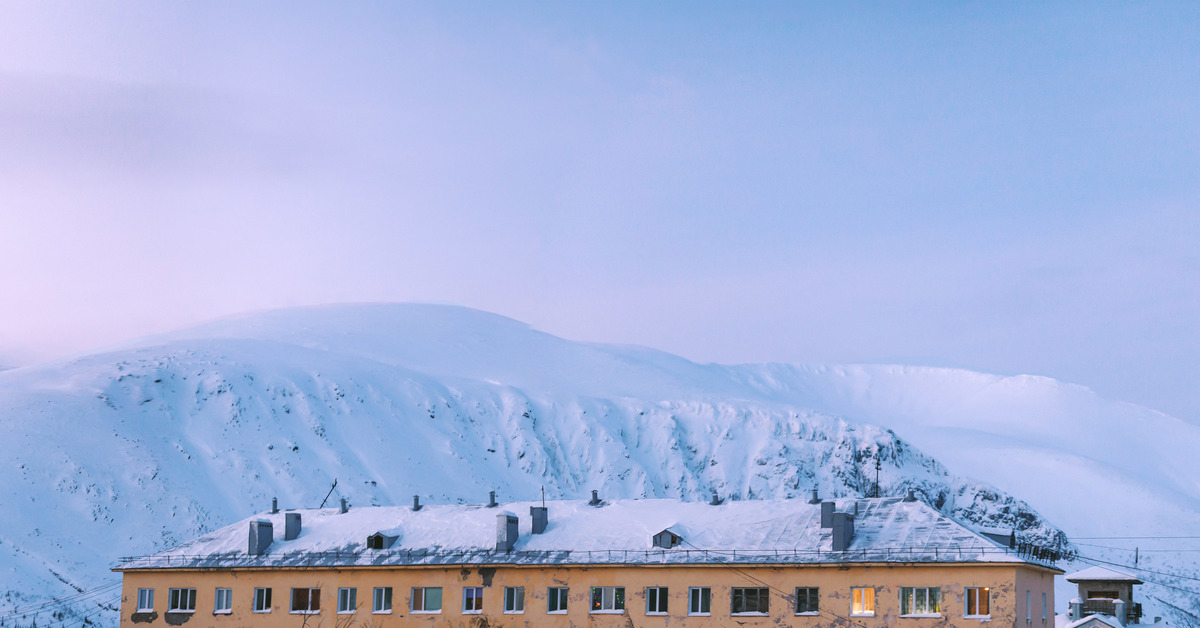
[541,486,545,507]
[874,455,882,498]
[319,479,338,508]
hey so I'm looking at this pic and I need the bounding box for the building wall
[119,562,1057,628]
[1014,566,1056,627]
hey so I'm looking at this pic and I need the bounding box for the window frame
[731,587,770,616]
[411,587,443,614]
[503,586,525,614]
[688,587,711,616]
[547,587,568,614]
[167,588,197,614]
[290,587,321,615]
[590,586,625,614]
[1026,590,1032,623]
[136,588,155,613]
[213,588,233,615]
[899,586,941,617]
[337,588,357,615]
[794,587,819,616]
[850,587,874,617]
[253,588,272,614]
[645,587,668,615]
[964,587,990,619]
[462,587,484,614]
[1042,592,1047,622]
[373,587,393,614]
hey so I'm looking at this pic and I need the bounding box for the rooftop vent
[710,492,723,506]
[653,529,682,549]
[248,520,272,556]
[832,512,855,551]
[589,490,602,506]
[904,489,917,502]
[496,513,519,552]
[487,491,498,508]
[808,489,821,504]
[339,497,349,514]
[412,495,422,511]
[270,497,279,514]
[284,512,302,541]
[820,501,835,528]
[530,506,548,534]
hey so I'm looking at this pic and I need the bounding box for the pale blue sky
[0,3,1197,420]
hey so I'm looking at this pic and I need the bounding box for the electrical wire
[0,582,122,622]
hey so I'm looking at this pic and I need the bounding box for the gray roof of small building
[116,497,1058,571]
[1065,565,1143,584]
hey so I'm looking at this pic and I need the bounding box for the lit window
[253,588,272,613]
[291,588,321,614]
[850,587,874,616]
[900,587,940,616]
[964,588,990,618]
[463,587,483,614]
[411,587,442,613]
[795,587,818,615]
[338,588,357,614]
[373,588,392,614]
[504,587,524,614]
[168,588,196,613]
[731,587,769,615]
[136,589,154,613]
[646,587,668,615]
[590,587,625,613]
[547,587,568,614]
[214,588,232,614]
[689,587,711,616]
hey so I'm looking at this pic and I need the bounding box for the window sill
[503,611,525,615]
[548,610,568,615]
[964,616,991,620]
[731,612,769,617]
[136,610,154,614]
[795,612,819,616]
[166,610,195,615]
[646,612,668,616]
[373,610,392,615]
[290,611,320,615]
[411,610,441,615]
[252,610,271,614]
[901,614,942,619]
[850,613,875,618]
[688,613,711,617]
[590,610,625,615]
[213,611,232,616]
[463,610,482,615]
[337,611,356,615]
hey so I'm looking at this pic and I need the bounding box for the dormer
[366,529,401,550]
[652,528,682,549]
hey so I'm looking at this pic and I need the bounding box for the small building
[115,496,1062,627]
[1064,566,1144,625]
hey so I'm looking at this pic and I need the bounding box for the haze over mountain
[1,304,1196,626]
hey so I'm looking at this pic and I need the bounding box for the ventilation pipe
[412,495,422,511]
[496,513,519,552]
[284,512,302,541]
[339,497,349,514]
[248,520,273,556]
[589,490,601,506]
[808,489,821,504]
[710,492,722,506]
[270,497,279,514]
[488,491,498,508]
[904,489,917,502]
[530,506,548,534]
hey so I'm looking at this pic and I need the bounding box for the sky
[0,3,1197,421]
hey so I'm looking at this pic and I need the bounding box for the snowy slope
[0,304,1196,626]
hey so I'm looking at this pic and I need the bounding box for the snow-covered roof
[116,497,1058,571]
[1063,614,1124,628]
[1065,565,1143,583]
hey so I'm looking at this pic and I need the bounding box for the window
[411,587,442,614]
[900,587,940,616]
[850,588,874,616]
[964,588,989,618]
[795,588,818,615]
[590,587,625,613]
[136,589,154,612]
[548,587,568,614]
[646,587,668,615]
[373,588,392,614]
[338,588,357,614]
[1026,591,1031,623]
[504,587,524,614]
[1088,591,1119,599]
[1042,592,1047,622]
[253,588,272,613]
[291,588,321,614]
[463,587,483,614]
[214,588,232,614]
[689,587,711,616]
[168,588,196,613]
[731,588,769,615]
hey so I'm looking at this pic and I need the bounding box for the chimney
[271,497,279,514]
[339,497,349,514]
[284,512,302,541]
[808,489,821,504]
[488,491,498,507]
[412,495,422,511]
[904,489,917,502]
[589,490,601,506]
[1114,599,1127,626]
[530,506,548,534]
[248,520,273,556]
[820,501,835,528]
[1069,599,1082,621]
[710,492,722,506]
[496,513,519,552]
[832,512,855,551]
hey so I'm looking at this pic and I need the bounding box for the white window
[338,588,357,614]
[373,588,392,614]
[1026,590,1032,623]
[900,587,940,616]
[547,587,568,614]
[795,587,818,615]
[168,588,196,613]
[291,588,321,614]
[463,587,483,614]
[411,587,442,614]
[646,587,668,615]
[688,587,711,616]
[850,587,874,617]
[214,588,232,614]
[964,588,990,618]
[253,588,272,613]
[590,587,625,614]
[504,587,524,614]
[731,587,769,616]
[1042,592,1047,622]
[136,589,154,613]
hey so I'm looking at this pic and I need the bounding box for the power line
[1074,554,1200,596]
[0,581,122,622]
[1072,536,1200,540]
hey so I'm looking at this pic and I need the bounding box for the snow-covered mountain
[1,304,1197,625]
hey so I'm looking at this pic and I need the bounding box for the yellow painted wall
[118,562,1057,628]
